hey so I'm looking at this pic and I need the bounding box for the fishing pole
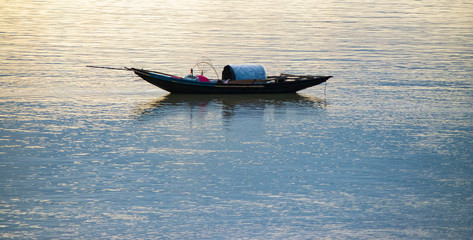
[86,66,130,70]
[87,65,177,77]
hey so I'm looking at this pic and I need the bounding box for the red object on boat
[197,75,209,82]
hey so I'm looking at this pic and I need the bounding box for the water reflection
[134,93,327,124]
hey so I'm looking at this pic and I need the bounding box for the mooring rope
[323,81,328,103]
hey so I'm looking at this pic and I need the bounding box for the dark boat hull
[131,68,331,94]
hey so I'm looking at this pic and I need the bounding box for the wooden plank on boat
[215,84,264,88]
[227,79,257,84]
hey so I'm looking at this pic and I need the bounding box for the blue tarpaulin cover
[222,64,266,80]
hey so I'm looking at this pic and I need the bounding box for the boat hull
[131,68,331,94]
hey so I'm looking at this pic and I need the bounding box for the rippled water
[1,0,473,239]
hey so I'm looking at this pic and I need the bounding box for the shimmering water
[1,0,472,239]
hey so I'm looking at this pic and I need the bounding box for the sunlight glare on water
[1,0,472,239]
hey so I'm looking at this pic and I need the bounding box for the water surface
[1,0,472,239]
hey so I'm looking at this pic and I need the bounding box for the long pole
[86,66,129,71]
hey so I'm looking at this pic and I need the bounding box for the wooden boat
[126,65,331,94]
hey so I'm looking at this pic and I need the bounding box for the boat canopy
[222,64,266,80]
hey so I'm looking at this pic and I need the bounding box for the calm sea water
[1,0,472,239]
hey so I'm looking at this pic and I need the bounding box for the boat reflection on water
[134,93,327,124]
